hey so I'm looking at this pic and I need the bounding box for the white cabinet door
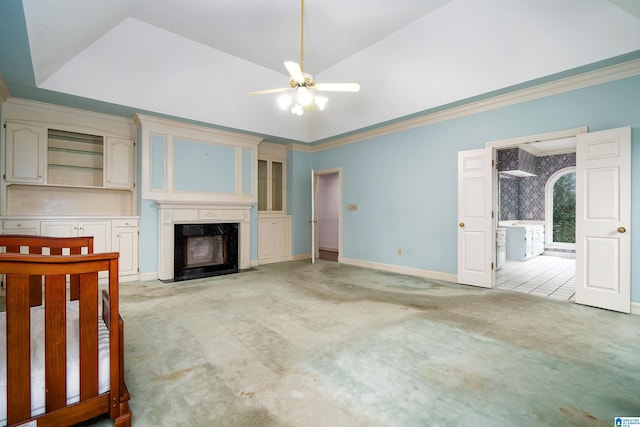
[258,218,274,259]
[258,216,291,263]
[41,221,111,254]
[272,218,291,258]
[5,122,46,183]
[105,137,135,189]
[112,225,139,276]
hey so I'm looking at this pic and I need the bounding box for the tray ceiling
[7,0,640,142]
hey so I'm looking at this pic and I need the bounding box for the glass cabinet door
[258,160,267,211]
[271,161,283,211]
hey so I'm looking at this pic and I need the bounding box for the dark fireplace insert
[174,223,238,281]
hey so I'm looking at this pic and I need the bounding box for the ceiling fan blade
[284,61,305,84]
[315,82,361,92]
[248,87,292,96]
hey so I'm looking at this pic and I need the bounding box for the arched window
[545,167,576,248]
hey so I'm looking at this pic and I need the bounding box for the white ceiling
[21,0,640,142]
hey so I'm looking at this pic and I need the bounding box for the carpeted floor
[7,260,640,426]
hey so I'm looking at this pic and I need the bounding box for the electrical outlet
[348,204,358,211]
[397,248,402,256]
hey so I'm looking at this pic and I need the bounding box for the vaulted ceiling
[1,0,640,142]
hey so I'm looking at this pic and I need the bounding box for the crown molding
[2,97,136,138]
[0,73,11,105]
[286,142,313,153]
[291,58,640,153]
[133,113,263,147]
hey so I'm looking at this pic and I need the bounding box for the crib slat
[29,275,43,307]
[6,274,31,424]
[79,271,99,400]
[70,245,82,301]
[45,274,68,411]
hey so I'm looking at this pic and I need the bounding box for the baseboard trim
[139,272,159,281]
[290,253,311,261]
[631,302,640,316]
[340,257,457,283]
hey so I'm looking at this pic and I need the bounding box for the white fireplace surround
[157,201,252,281]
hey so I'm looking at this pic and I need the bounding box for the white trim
[0,73,10,104]
[341,257,458,283]
[631,302,640,316]
[283,59,640,153]
[156,201,252,280]
[135,113,262,203]
[2,98,136,139]
[313,167,343,264]
[139,272,159,281]
[487,127,587,149]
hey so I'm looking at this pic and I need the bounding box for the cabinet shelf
[48,163,104,172]
[48,146,104,156]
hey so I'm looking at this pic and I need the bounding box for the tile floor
[496,255,576,301]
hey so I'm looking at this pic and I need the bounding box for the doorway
[495,143,576,301]
[312,169,342,262]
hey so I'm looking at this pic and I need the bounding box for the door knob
[617,226,626,233]
[459,223,465,228]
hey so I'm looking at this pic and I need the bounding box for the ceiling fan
[248,0,360,115]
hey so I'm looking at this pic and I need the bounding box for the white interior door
[457,148,494,288]
[575,126,631,313]
[311,169,316,264]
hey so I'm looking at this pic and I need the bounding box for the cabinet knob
[617,226,626,233]
[459,222,465,228]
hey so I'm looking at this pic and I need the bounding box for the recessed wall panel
[174,139,235,193]
[151,134,165,190]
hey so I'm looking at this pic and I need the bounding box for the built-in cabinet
[258,215,291,263]
[5,123,134,190]
[0,217,139,279]
[4,122,46,184]
[257,142,291,264]
[1,99,139,280]
[505,225,545,261]
[112,219,140,277]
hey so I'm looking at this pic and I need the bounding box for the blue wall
[288,75,640,302]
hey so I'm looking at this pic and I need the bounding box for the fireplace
[173,223,238,281]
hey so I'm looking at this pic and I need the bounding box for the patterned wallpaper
[499,151,576,221]
[497,148,537,175]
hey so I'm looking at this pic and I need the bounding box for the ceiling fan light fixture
[314,96,328,110]
[278,94,292,110]
[248,0,359,116]
[297,87,313,106]
[291,103,304,116]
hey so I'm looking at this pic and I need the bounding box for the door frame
[484,126,587,287]
[312,168,343,263]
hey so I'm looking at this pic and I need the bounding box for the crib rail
[0,235,94,306]
[1,252,121,426]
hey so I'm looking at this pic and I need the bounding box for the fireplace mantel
[157,201,252,280]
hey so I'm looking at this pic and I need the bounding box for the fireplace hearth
[174,223,238,281]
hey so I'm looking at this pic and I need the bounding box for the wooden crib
[0,235,131,426]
